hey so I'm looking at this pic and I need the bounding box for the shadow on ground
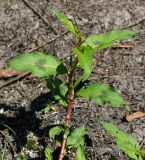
[0,92,65,160]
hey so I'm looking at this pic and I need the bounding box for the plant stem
[58,59,78,160]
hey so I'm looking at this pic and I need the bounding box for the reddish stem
[58,90,74,160]
[58,59,77,160]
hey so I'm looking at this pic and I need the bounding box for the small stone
[10,4,19,10]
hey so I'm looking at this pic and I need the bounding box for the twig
[21,0,58,35]
[0,72,31,89]
[25,31,69,53]
[112,44,134,49]
[1,140,7,160]
[140,138,145,148]
[122,17,145,29]
[0,130,15,156]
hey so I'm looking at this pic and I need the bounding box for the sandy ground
[0,0,145,159]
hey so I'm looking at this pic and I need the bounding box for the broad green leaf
[116,131,141,159]
[101,121,142,160]
[117,138,139,160]
[49,126,63,140]
[101,122,139,148]
[76,145,87,160]
[78,82,130,111]
[67,127,87,148]
[82,29,137,51]
[47,76,68,107]
[74,46,93,81]
[73,77,83,89]
[7,52,67,77]
[45,147,53,160]
[117,132,139,149]
[100,121,120,137]
[51,9,78,36]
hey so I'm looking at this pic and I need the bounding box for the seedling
[45,147,53,160]
[7,10,137,159]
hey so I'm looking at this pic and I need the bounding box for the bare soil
[0,0,145,160]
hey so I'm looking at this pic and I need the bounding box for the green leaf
[53,80,68,107]
[116,137,139,160]
[49,126,63,140]
[47,76,68,107]
[44,103,52,113]
[73,77,83,89]
[76,145,87,160]
[82,29,137,51]
[56,62,68,74]
[101,121,141,160]
[51,9,78,36]
[78,82,130,111]
[136,150,145,159]
[56,140,61,147]
[101,122,139,148]
[67,127,87,148]
[116,131,141,160]
[7,52,66,78]
[45,147,53,160]
[100,121,120,137]
[74,46,93,81]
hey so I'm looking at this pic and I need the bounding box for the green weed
[7,9,140,160]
